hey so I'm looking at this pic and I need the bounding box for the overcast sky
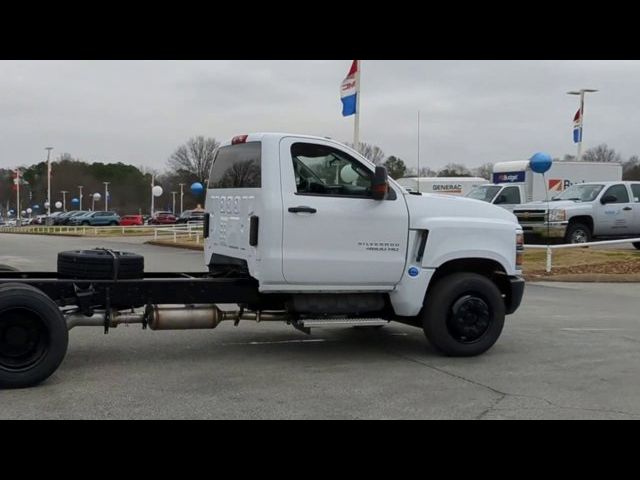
[1,60,639,172]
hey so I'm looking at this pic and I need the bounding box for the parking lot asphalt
[1,234,639,419]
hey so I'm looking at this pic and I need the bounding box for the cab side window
[500,186,521,204]
[631,184,640,203]
[603,184,630,203]
[291,143,373,198]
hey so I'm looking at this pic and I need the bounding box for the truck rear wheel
[0,283,69,389]
[564,222,591,244]
[421,273,505,357]
[0,265,18,272]
[633,242,640,250]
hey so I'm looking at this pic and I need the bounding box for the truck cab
[204,133,525,356]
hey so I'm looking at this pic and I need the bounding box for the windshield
[467,185,502,203]
[552,184,604,202]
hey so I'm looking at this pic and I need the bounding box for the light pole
[45,147,53,216]
[78,186,83,210]
[151,175,155,217]
[15,169,21,222]
[567,89,598,162]
[60,191,68,212]
[171,191,177,214]
[179,183,185,215]
[103,182,110,211]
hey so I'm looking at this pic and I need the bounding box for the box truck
[396,177,489,196]
[466,160,623,211]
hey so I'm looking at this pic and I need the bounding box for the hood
[405,192,518,227]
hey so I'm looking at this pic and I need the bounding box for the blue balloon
[191,182,204,196]
[71,198,80,205]
[529,152,553,174]
[33,205,40,209]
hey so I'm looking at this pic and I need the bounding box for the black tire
[58,249,144,280]
[0,265,18,272]
[109,221,118,226]
[564,222,591,244]
[633,242,640,250]
[422,273,505,357]
[0,283,69,389]
[81,221,90,226]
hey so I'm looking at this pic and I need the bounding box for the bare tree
[581,144,622,163]
[438,163,472,177]
[473,162,494,180]
[168,136,220,184]
[345,142,386,165]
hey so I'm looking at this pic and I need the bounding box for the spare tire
[57,249,144,280]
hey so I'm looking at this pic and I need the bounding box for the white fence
[525,238,640,273]
[153,223,204,244]
[0,222,204,240]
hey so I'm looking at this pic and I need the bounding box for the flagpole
[353,60,361,147]
[576,91,585,162]
[417,110,421,193]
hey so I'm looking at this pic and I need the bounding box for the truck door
[595,184,634,235]
[280,138,409,287]
[630,183,640,235]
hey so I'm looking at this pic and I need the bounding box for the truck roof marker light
[232,135,248,145]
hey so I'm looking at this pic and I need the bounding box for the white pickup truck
[205,133,525,356]
[514,181,640,246]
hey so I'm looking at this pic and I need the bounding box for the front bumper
[505,276,525,315]
[519,221,568,239]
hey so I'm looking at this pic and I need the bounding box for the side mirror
[601,195,617,205]
[372,166,389,200]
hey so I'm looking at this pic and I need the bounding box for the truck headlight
[516,232,524,269]
[548,209,566,222]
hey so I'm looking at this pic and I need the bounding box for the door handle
[288,206,317,214]
[623,207,633,211]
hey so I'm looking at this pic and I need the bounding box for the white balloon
[26,208,32,214]
[44,201,50,209]
[152,186,164,197]
[55,201,63,209]
[93,193,101,201]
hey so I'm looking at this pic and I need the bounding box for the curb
[526,274,640,283]
[146,240,204,251]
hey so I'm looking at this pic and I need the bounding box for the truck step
[299,318,389,327]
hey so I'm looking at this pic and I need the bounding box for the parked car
[56,210,89,225]
[68,211,120,226]
[120,214,144,226]
[176,209,205,224]
[148,211,177,225]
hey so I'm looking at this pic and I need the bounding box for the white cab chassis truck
[467,160,622,211]
[0,133,524,389]
[397,176,488,196]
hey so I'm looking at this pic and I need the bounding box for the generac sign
[432,184,463,194]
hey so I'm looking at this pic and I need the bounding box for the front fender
[413,217,519,275]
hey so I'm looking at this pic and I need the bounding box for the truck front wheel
[421,273,505,357]
[564,222,591,244]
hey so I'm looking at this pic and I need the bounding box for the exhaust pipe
[148,305,290,330]
[65,305,290,331]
